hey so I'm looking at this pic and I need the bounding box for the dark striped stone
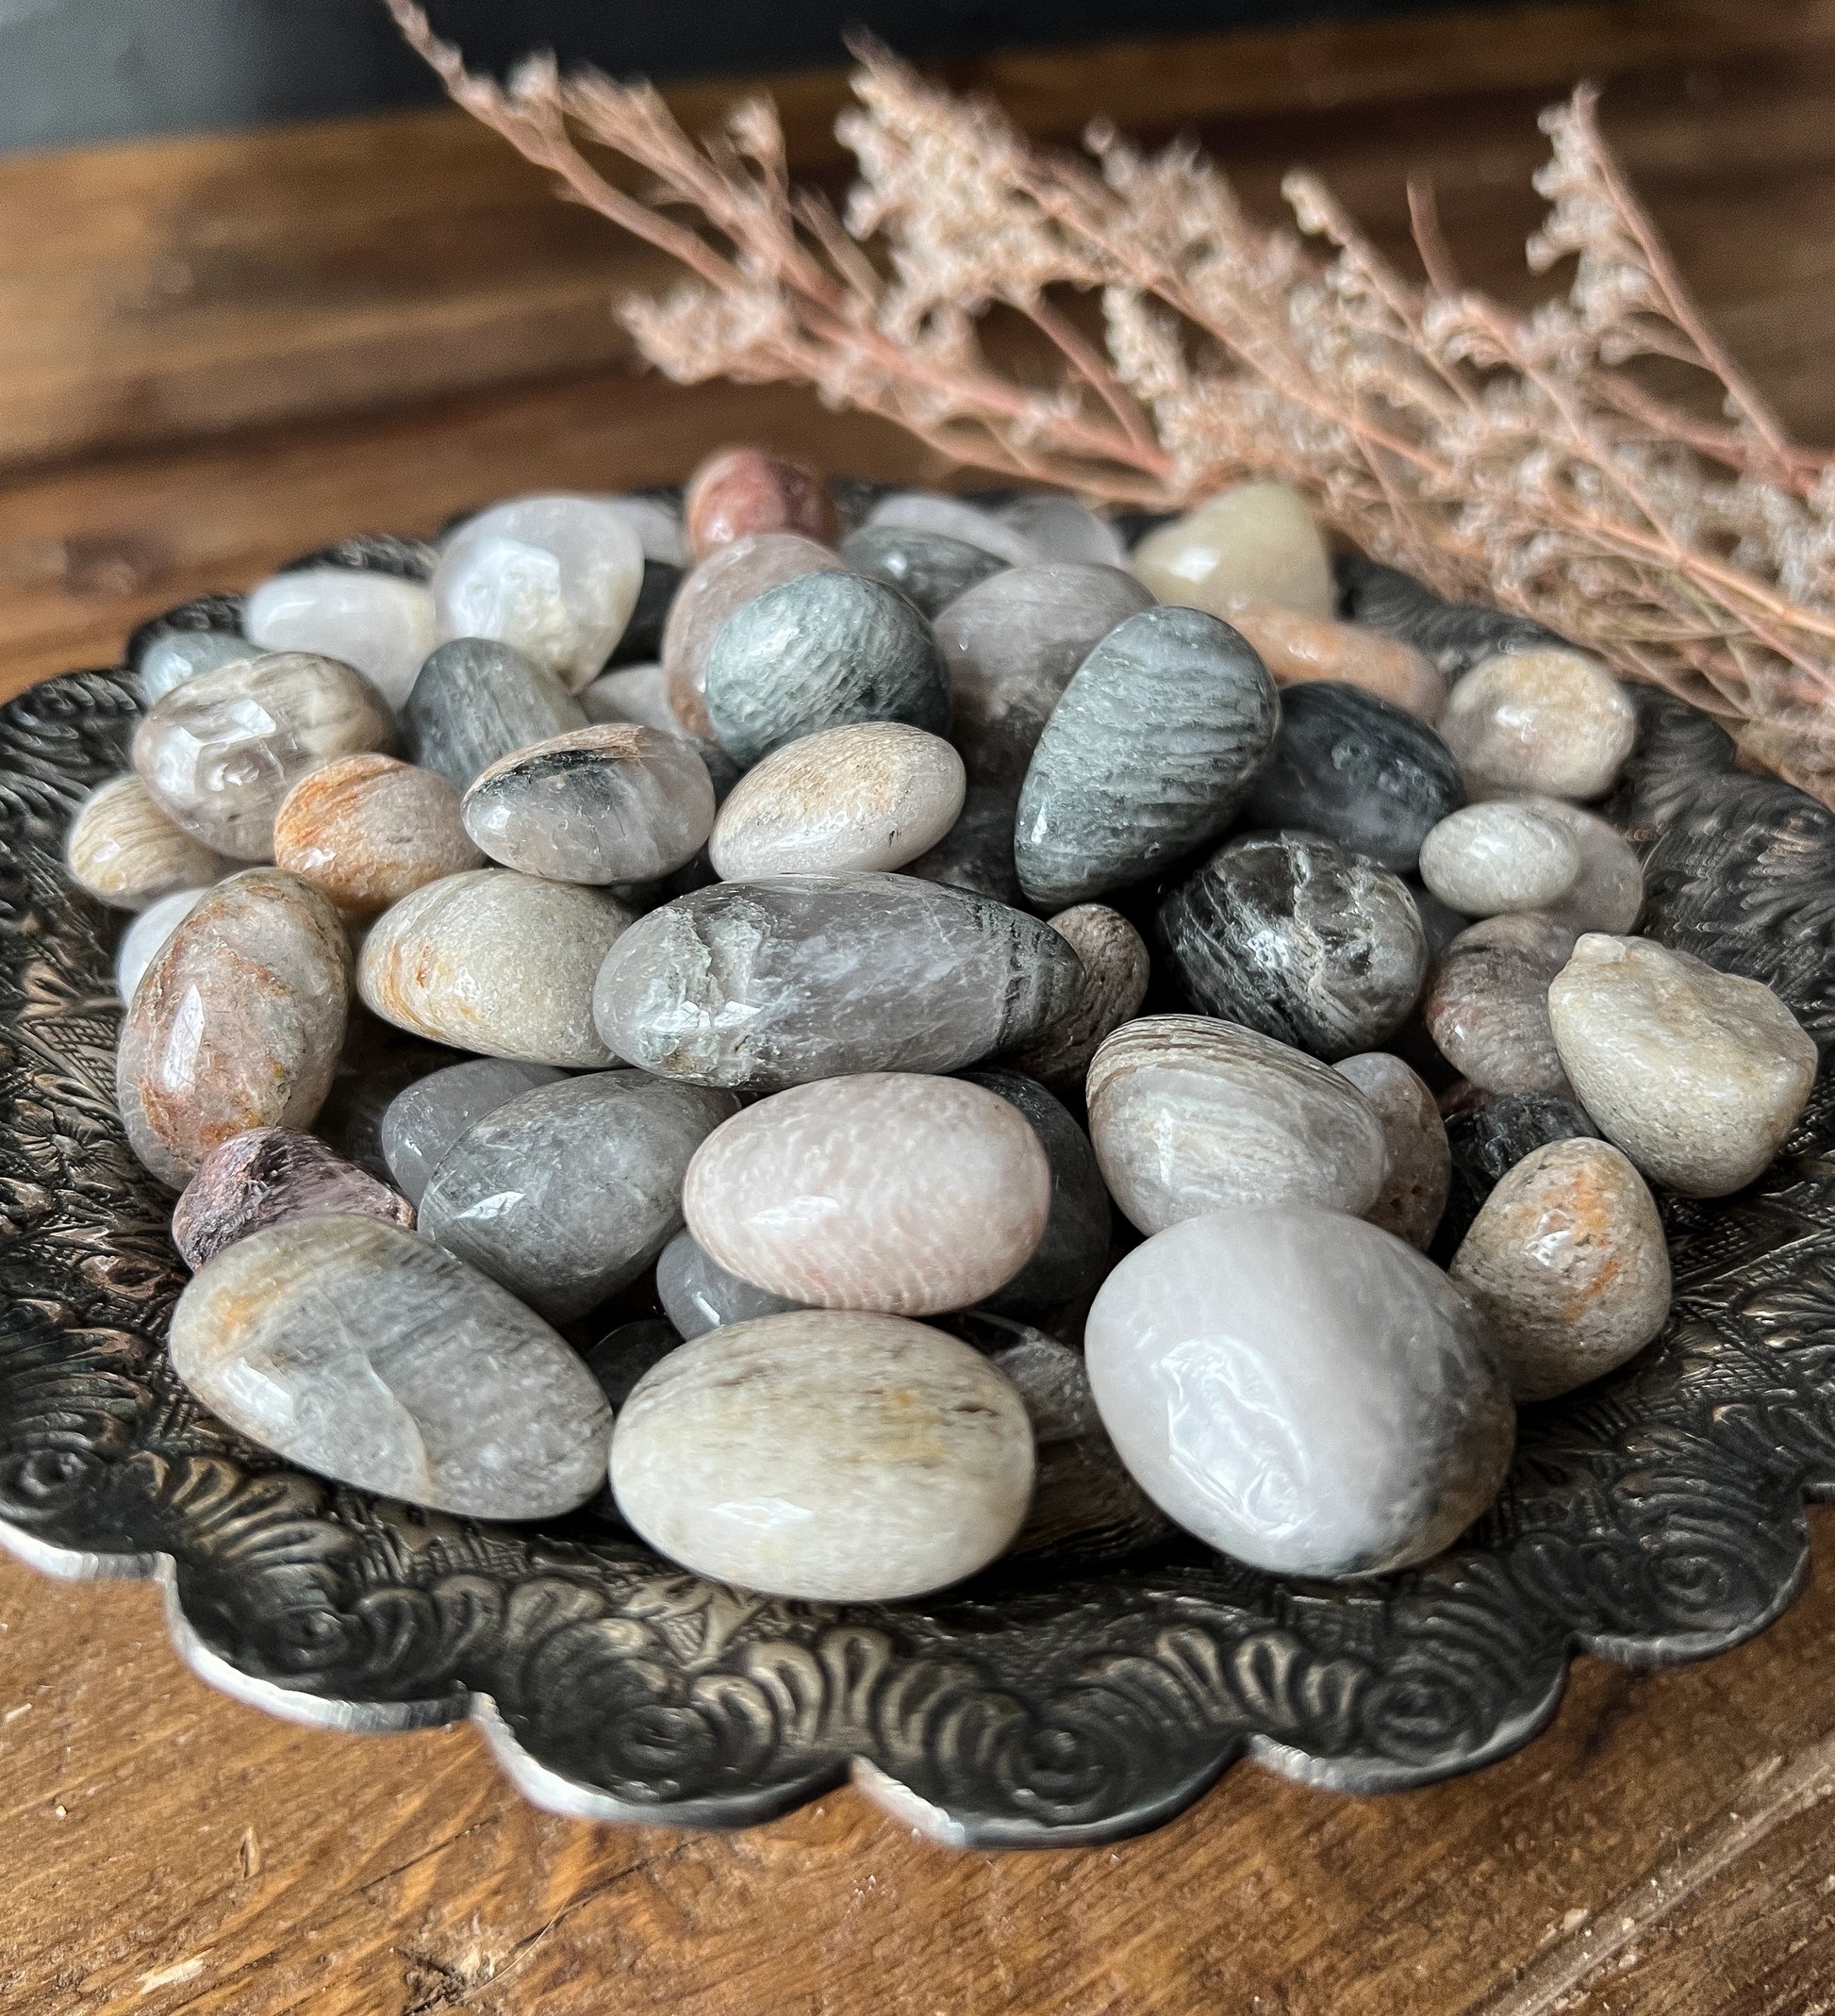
[401,637,588,789]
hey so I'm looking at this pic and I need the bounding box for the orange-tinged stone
[273,753,481,916]
[1224,600,1447,720]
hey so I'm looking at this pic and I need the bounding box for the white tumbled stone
[1130,481,1333,620]
[1417,801,1582,917]
[1440,647,1638,801]
[1522,797,1644,934]
[994,494,1127,567]
[245,569,438,709]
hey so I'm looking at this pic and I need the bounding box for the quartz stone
[1335,554,1562,681]
[65,772,231,909]
[611,1310,1035,1598]
[432,494,646,689]
[685,1073,1051,1315]
[379,1055,566,1205]
[1222,603,1447,721]
[132,652,396,860]
[1015,605,1280,909]
[401,637,588,789]
[1003,902,1151,1089]
[1087,1015,1389,1233]
[1424,911,1578,1096]
[963,1067,1112,1318]
[1547,934,1816,1196]
[1438,1092,1601,1257]
[863,490,1040,566]
[1158,833,1429,1060]
[593,871,1083,1089]
[358,868,633,1066]
[838,524,1005,616]
[1243,681,1464,873]
[420,1072,737,1322]
[244,568,437,708]
[139,628,253,702]
[662,531,843,737]
[684,446,837,557]
[1450,1137,1671,1402]
[583,1319,685,1410]
[708,721,965,878]
[126,593,247,694]
[994,494,1128,567]
[115,885,212,1001]
[904,783,1023,905]
[703,570,951,766]
[655,1225,804,1339]
[173,1126,413,1269]
[1085,1205,1513,1577]
[273,753,482,915]
[1333,1050,1450,1248]
[1417,801,1582,917]
[170,1215,612,1519]
[933,561,1155,790]
[1130,481,1334,620]
[459,724,716,884]
[117,869,352,1185]
[1523,797,1644,934]
[1440,648,1638,800]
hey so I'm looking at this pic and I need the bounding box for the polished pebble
[1015,605,1280,909]
[1439,1091,1602,1256]
[1220,602,1447,721]
[610,1310,1035,1600]
[139,628,253,702]
[838,524,1005,616]
[964,1068,1112,1318]
[1087,1015,1389,1233]
[655,1225,804,1339]
[1333,1050,1451,1249]
[66,772,230,909]
[995,494,1127,568]
[173,1126,413,1269]
[115,885,213,1001]
[593,871,1083,1089]
[117,869,352,1185]
[132,651,396,860]
[244,568,437,708]
[1417,801,1582,917]
[1003,902,1151,1089]
[273,753,481,915]
[1548,934,1816,1196]
[379,1055,566,1205]
[1440,648,1638,800]
[580,662,680,734]
[1159,833,1429,1060]
[1523,797,1644,934]
[1130,481,1334,620]
[662,531,843,737]
[401,637,588,789]
[599,492,689,568]
[708,721,965,879]
[1085,1205,1513,1577]
[864,490,1039,566]
[903,783,1023,906]
[684,445,837,557]
[460,724,716,884]
[420,1072,737,1322]
[685,1073,1051,1315]
[358,868,634,1066]
[171,1215,612,1518]
[1424,912,1577,1095]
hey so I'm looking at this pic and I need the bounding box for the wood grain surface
[5,8,1835,2010]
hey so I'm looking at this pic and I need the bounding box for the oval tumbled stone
[379,1056,567,1205]
[170,1215,613,1518]
[401,637,588,789]
[66,773,231,910]
[655,1225,805,1339]
[273,752,482,915]
[594,871,1083,1089]
[838,523,1005,617]
[684,1073,1051,1314]
[610,1310,1035,1600]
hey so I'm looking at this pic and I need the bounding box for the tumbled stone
[273,753,482,915]
[244,568,437,708]
[995,494,1127,567]
[580,662,677,733]
[1439,1091,1601,1257]
[459,724,716,885]
[359,868,633,1066]
[1085,1205,1513,1577]
[703,570,951,766]
[662,531,842,737]
[379,1055,565,1205]
[864,490,1039,565]
[838,524,1005,616]
[1003,902,1151,1090]
[1424,912,1577,1096]
[594,871,1082,1089]
[1220,603,1447,721]
[1333,1051,1450,1249]
[1087,1015,1389,1234]
[433,494,646,689]
[117,869,352,1186]
[903,783,1023,905]
[66,772,231,910]
[685,1073,1051,1315]
[1440,648,1638,800]
[126,593,246,696]
[1418,801,1582,917]
[599,492,689,568]
[139,628,252,702]
[1015,605,1280,909]
[965,1069,1111,1322]
[171,1215,612,1518]
[401,637,588,789]
[1159,834,1429,1060]
[132,652,396,860]
[1450,1137,1670,1402]
[611,1310,1034,1599]
[1548,934,1816,1196]
[684,445,837,557]
[934,561,1155,790]
[708,721,964,879]
[116,885,212,1001]
[1523,797,1644,934]
[1335,554,1562,681]
[583,1318,685,1411]
[655,1225,804,1339]
[421,1072,737,1322]
[1243,681,1464,873]
[1131,481,1334,620]
[173,1126,413,1269]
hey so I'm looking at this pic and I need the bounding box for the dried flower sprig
[388,1,1835,802]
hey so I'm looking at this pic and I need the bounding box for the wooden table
[7,8,1835,2009]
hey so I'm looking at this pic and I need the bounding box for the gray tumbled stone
[964,1068,1112,1318]
[655,1226,804,1340]
[401,637,588,789]
[839,524,1005,616]
[379,1056,567,1205]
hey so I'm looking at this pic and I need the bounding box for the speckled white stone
[1130,481,1334,620]
[1522,797,1644,934]
[1333,1050,1450,1249]
[66,772,231,909]
[244,569,438,709]
[1440,648,1638,801]
[1417,802,1582,917]
[115,885,212,1002]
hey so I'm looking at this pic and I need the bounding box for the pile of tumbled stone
[69,449,1820,1603]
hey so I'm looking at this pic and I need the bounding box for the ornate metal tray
[4,665,1835,1847]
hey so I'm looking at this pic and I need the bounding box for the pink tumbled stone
[684,445,838,559]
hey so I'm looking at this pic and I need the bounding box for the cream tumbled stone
[683,1072,1052,1315]
[66,773,231,909]
[1130,481,1334,620]
[610,1310,1035,1601]
[244,568,437,709]
[1547,934,1817,1196]
[1440,648,1637,800]
[1417,802,1582,917]
[1333,1050,1450,1249]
